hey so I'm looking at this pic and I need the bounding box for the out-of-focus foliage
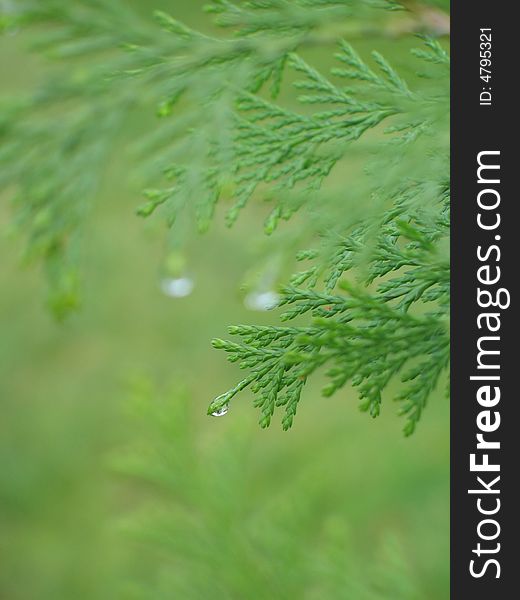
[114,381,448,600]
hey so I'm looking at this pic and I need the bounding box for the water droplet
[160,276,194,298]
[244,290,279,312]
[211,404,229,417]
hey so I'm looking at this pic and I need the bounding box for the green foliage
[207,31,449,434]
[112,380,447,599]
[0,0,449,433]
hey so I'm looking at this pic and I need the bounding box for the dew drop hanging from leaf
[159,251,194,298]
[160,276,194,298]
[243,290,279,312]
[210,404,229,417]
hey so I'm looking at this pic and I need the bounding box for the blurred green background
[0,2,449,598]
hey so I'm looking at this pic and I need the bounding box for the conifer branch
[1,0,449,433]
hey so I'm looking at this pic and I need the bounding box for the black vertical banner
[451,2,517,597]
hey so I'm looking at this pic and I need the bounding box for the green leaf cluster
[1,0,449,432]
